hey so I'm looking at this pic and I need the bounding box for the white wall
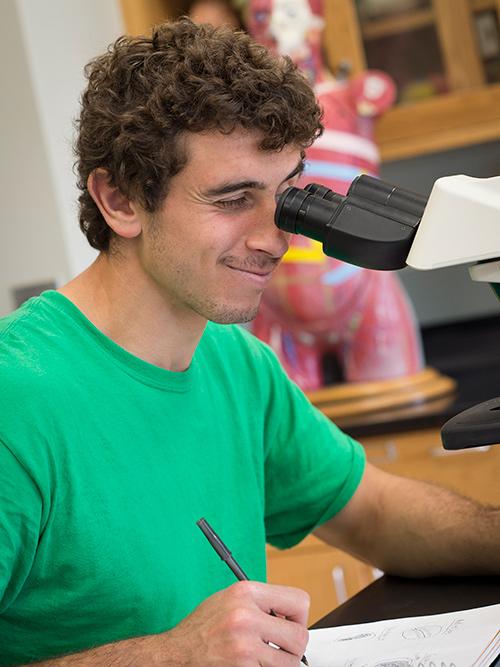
[0,0,68,317]
[0,0,124,317]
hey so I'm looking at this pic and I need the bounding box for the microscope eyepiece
[275,175,427,271]
[275,187,307,234]
[275,186,342,241]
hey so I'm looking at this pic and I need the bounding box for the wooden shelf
[360,0,498,42]
[361,8,435,40]
[376,82,500,160]
[470,0,498,11]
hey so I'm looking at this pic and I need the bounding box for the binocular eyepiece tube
[275,175,428,271]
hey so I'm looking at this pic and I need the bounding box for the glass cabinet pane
[471,2,500,84]
[355,0,448,104]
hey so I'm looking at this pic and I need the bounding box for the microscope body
[275,173,500,449]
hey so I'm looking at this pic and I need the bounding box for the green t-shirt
[0,291,365,664]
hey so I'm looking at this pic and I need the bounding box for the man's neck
[58,252,206,372]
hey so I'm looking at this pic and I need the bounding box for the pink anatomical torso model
[248,0,424,390]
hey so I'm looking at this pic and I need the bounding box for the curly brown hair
[75,17,323,251]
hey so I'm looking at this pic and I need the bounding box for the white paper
[307,603,500,667]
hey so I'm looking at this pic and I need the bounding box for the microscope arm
[406,174,500,290]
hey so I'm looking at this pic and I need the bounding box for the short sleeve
[263,354,366,550]
[0,439,42,613]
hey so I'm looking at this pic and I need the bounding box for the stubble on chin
[194,289,262,324]
[204,302,261,325]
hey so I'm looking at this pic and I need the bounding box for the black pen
[197,517,309,666]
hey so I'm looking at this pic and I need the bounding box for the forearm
[316,464,500,578]
[364,475,500,577]
[20,633,169,667]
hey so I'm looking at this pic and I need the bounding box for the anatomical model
[247,0,424,390]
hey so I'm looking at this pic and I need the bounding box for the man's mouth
[225,264,276,284]
[228,267,273,276]
[224,256,280,274]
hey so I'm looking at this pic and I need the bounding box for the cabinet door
[267,535,380,625]
[326,0,487,100]
[323,0,500,158]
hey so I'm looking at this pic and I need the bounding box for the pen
[197,517,309,666]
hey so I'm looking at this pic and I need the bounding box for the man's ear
[87,169,142,240]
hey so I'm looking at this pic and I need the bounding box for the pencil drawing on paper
[403,626,442,640]
[306,604,499,667]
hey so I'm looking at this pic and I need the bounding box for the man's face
[137,128,303,324]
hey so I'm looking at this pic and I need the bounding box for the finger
[258,613,309,660]
[245,582,310,627]
[257,639,307,667]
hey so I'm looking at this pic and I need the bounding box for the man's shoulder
[0,297,81,455]
[0,296,63,390]
[0,298,35,338]
[0,299,39,368]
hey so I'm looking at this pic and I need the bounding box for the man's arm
[314,462,500,577]
[20,581,309,667]
[25,634,158,667]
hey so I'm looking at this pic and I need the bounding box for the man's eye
[217,196,250,210]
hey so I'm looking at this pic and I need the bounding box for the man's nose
[245,201,290,258]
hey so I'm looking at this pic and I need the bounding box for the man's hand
[163,580,310,666]
[26,581,310,666]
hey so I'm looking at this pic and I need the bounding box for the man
[0,18,498,667]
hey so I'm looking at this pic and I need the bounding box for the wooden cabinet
[120,0,176,35]
[119,0,500,161]
[266,535,380,625]
[267,537,375,626]
[324,0,500,159]
[361,426,500,505]
[266,426,500,625]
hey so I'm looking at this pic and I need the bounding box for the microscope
[275,174,500,451]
